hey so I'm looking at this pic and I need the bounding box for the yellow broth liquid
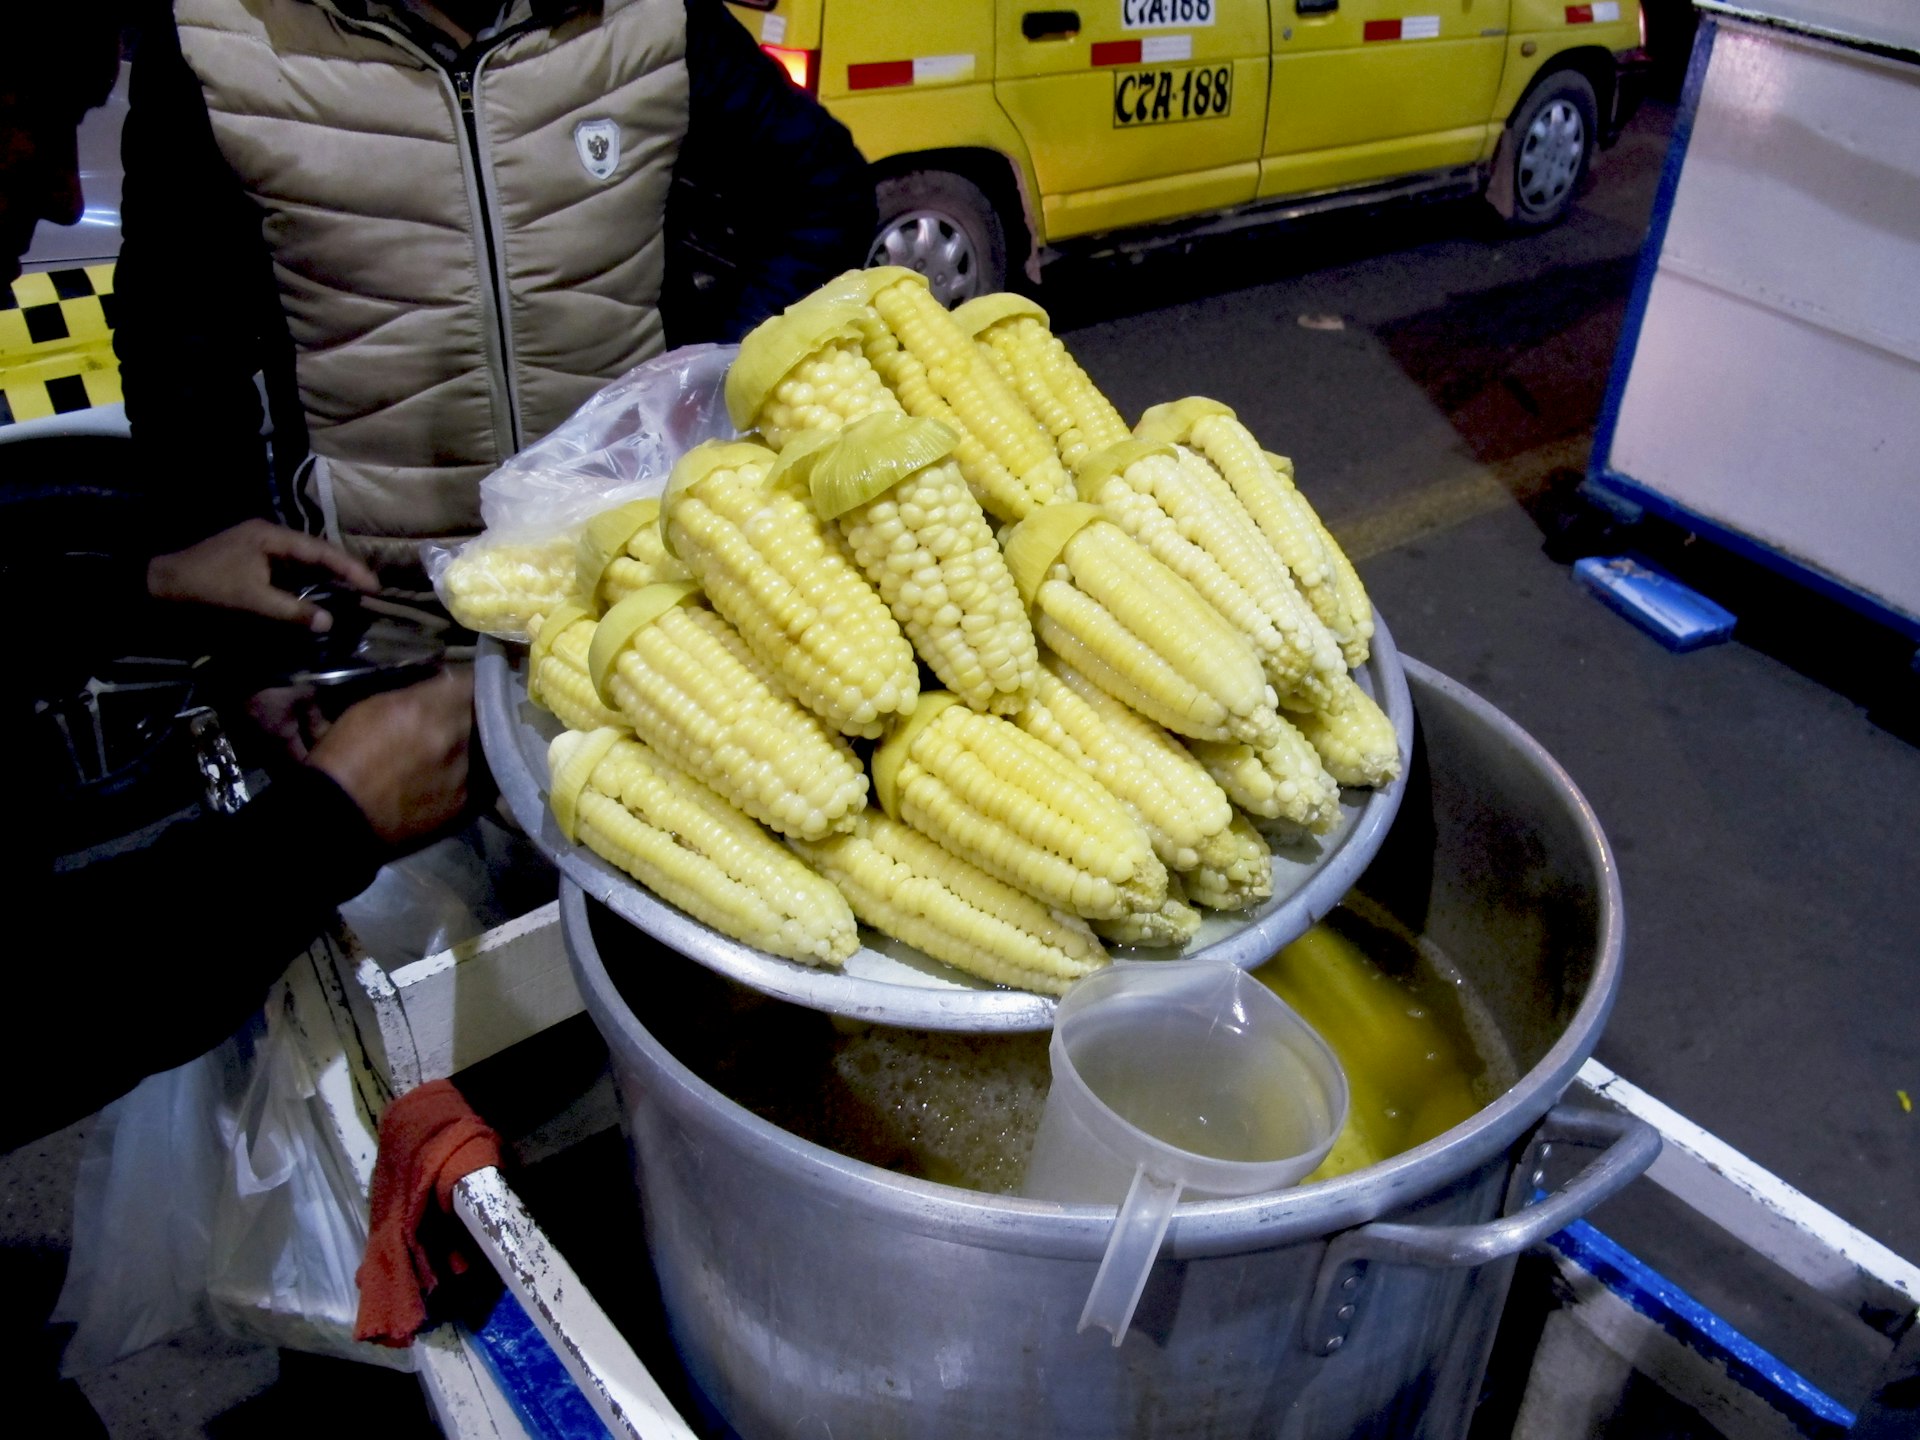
[670,899,1503,1195]
[1252,899,1490,1183]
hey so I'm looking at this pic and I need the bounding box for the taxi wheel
[869,170,1008,307]
[1506,73,1598,229]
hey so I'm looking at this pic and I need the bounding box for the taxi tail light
[762,44,819,97]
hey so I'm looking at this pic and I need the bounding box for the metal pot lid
[477,622,1413,1033]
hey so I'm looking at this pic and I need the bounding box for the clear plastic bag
[55,997,412,1375]
[425,343,740,639]
[203,993,408,1370]
[337,816,555,969]
[53,1035,243,1373]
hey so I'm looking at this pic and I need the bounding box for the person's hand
[309,668,474,848]
[146,519,378,632]
[245,683,329,764]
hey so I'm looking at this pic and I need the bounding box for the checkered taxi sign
[0,263,121,428]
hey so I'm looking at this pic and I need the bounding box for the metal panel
[1597,16,1920,627]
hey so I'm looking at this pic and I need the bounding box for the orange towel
[353,1078,503,1347]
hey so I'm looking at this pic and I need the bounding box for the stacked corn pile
[490,266,1398,997]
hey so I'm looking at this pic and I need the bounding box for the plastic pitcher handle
[1078,1165,1184,1346]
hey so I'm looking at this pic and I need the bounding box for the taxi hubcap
[1517,99,1586,214]
[868,211,981,306]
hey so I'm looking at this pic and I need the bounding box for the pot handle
[1303,1104,1660,1355]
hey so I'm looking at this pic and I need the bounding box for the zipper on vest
[451,62,522,454]
[305,3,529,463]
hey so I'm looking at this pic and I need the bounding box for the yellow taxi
[729,0,1649,300]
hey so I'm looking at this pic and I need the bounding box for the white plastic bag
[425,343,740,638]
[203,990,402,1369]
[53,1035,243,1372]
[55,993,410,1375]
[338,816,554,969]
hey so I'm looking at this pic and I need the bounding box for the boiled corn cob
[952,293,1129,472]
[1093,876,1203,950]
[873,693,1168,921]
[577,497,689,614]
[1014,654,1236,875]
[1265,449,1375,669]
[588,583,867,840]
[1077,439,1344,709]
[1138,398,1369,664]
[661,439,918,738]
[788,412,1039,714]
[792,811,1107,996]
[1287,673,1402,788]
[1186,715,1343,836]
[549,729,856,966]
[528,601,626,733]
[1001,503,1283,748]
[441,534,578,640]
[727,298,904,448]
[1181,812,1275,912]
[833,267,1071,520]
[800,273,1001,498]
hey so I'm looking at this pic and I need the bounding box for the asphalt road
[1053,95,1920,1344]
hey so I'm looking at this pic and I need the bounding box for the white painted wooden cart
[258,897,1917,1440]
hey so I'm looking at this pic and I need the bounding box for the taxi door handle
[1022,10,1082,40]
[1295,0,1339,13]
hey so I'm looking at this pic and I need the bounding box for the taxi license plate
[1112,64,1233,128]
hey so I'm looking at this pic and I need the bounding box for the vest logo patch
[574,119,621,181]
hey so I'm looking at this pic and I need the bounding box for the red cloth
[353,1078,504,1347]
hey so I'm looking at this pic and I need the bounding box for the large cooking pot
[562,659,1659,1440]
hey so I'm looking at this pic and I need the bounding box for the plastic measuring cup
[1021,959,1348,1345]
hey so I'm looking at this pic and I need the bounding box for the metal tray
[478,620,1412,1031]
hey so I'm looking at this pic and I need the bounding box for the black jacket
[115,0,875,540]
[2,542,387,1153]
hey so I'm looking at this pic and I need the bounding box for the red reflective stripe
[1363,19,1402,40]
[1565,4,1595,20]
[848,59,915,90]
[1091,39,1144,66]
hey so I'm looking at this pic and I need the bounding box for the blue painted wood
[469,1289,612,1440]
[1588,18,1717,487]
[1546,1213,1858,1438]
[1590,470,1920,642]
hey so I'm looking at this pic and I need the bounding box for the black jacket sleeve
[2,472,388,1154]
[1,766,385,1153]
[115,11,301,549]
[663,0,876,344]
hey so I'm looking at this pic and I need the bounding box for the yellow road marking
[1326,434,1592,561]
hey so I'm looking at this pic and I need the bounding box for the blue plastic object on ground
[1573,556,1737,652]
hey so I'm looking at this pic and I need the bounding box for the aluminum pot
[561,659,1660,1440]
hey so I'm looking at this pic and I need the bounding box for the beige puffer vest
[174,0,689,571]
